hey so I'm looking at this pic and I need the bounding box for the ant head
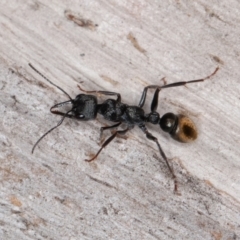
[72,94,98,120]
[159,113,197,142]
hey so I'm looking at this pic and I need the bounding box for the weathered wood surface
[0,1,239,239]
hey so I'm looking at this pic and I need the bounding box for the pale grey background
[0,1,239,239]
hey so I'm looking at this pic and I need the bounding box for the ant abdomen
[160,113,197,143]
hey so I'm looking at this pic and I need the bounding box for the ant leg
[138,67,219,108]
[100,122,122,139]
[150,89,161,112]
[85,127,129,162]
[150,77,166,111]
[78,85,121,102]
[139,123,178,193]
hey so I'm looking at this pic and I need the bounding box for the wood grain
[0,1,239,239]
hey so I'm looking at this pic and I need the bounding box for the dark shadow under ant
[29,63,219,193]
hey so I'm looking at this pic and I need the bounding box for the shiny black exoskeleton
[29,63,219,192]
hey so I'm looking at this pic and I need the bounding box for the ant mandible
[29,63,219,193]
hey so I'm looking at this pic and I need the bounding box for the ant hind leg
[139,123,178,193]
[138,67,219,108]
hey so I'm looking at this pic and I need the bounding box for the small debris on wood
[64,10,98,31]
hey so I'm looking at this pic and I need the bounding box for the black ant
[29,63,219,193]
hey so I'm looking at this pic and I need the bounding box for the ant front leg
[78,85,122,102]
[85,127,129,162]
[139,123,178,193]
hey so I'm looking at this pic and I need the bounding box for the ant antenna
[31,110,72,153]
[28,63,72,101]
